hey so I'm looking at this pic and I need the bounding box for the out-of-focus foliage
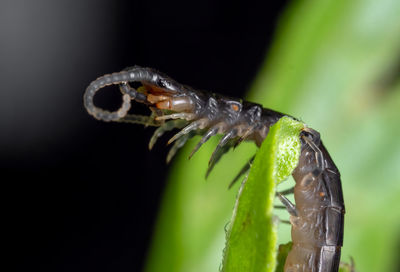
[276,243,292,272]
[145,0,400,271]
[339,258,357,272]
[222,117,303,272]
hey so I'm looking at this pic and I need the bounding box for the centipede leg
[301,128,324,176]
[277,193,298,217]
[149,119,188,150]
[274,205,288,210]
[166,131,197,163]
[277,187,294,195]
[205,141,235,178]
[167,118,209,144]
[156,113,196,121]
[228,155,255,189]
[209,129,238,166]
[189,127,219,159]
[279,220,292,225]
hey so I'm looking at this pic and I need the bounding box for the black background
[1,0,288,271]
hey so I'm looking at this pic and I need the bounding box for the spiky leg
[228,155,255,189]
[149,120,187,150]
[166,131,197,163]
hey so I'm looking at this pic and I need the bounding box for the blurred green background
[145,0,400,271]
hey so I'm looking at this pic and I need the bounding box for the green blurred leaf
[275,242,292,272]
[222,117,303,272]
[144,138,257,272]
[339,257,356,272]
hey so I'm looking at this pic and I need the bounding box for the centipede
[83,66,345,272]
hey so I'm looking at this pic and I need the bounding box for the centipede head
[84,66,282,182]
[129,68,205,119]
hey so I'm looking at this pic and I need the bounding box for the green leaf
[144,138,255,272]
[222,116,304,272]
[339,258,356,272]
[275,243,292,272]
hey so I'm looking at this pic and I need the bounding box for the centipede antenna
[188,126,219,159]
[116,114,159,126]
[228,155,255,189]
[84,74,132,121]
[84,67,166,122]
[119,82,148,104]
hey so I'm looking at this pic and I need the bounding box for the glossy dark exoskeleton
[281,130,345,272]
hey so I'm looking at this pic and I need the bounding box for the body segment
[284,132,344,272]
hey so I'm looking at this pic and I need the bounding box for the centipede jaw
[143,85,196,114]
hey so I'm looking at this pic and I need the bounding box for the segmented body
[83,66,344,272]
[285,134,344,272]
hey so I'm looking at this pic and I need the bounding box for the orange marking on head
[231,104,239,111]
[319,192,325,197]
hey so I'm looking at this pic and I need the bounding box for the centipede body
[83,66,344,272]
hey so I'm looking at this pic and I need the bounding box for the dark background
[1,0,288,271]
